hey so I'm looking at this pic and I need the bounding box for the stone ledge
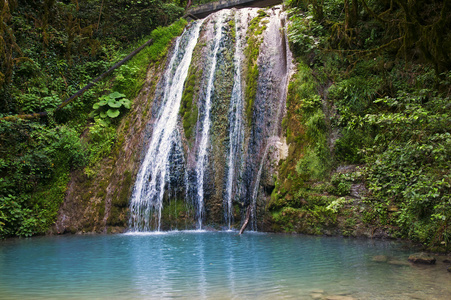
[186,0,283,19]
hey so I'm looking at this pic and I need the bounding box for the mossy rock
[408,253,436,264]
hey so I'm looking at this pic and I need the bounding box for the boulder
[408,253,436,264]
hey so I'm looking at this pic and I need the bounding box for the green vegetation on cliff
[271,0,451,251]
[180,68,201,141]
[1,0,450,251]
[0,0,186,238]
[244,9,268,126]
[268,0,451,250]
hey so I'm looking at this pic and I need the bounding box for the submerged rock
[388,259,410,266]
[408,252,436,264]
[310,293,323,299]
[326,295,357,300]
[371,255,388,262]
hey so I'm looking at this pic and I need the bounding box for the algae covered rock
[371,255,388,262]
[408,252,436,264]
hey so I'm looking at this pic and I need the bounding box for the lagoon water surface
[0,231,450,299]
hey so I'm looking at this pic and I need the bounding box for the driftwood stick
[239,205,252,235]
[1,38,154,122]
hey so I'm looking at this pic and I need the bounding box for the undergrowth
[271,0,451,251]
[0,18,187,238]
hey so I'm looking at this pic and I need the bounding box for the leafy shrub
[334,127,373,164]
[288,8,325,55]
[91,91,131,125]
[329,75,382,115]
[0,120,87,238]
[362,90,451,247]
[87,119,117,168]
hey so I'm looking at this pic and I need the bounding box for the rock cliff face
[55,61,167,234]
[55,6,292,233]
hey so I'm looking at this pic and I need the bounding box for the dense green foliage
[272,0,451,251]
[1,0,450,250]
[0,0,186,238]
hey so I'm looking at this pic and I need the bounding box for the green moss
[161,199,188,220]
[244,12,268,126]
[29,171,69,234]
[115,170,132,208]
[107,206,125,227]
[228,19,236,42]
[98,200,105,220]
[113,18,188,99]
[160,198,195,229]
[96,189,106,199]
[271,202,338,234]
[180,67,201,141]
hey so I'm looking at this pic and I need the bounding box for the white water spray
[224,10,247,229]
[195,11,227,229]
[129,21,203,231]
[249,9,293,231]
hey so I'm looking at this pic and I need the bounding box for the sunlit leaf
[107,108,120,118]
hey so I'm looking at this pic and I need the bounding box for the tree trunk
[239,206,252,235]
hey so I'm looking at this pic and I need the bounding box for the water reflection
[0,232,450,299]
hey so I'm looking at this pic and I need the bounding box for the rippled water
[0,232,450,299]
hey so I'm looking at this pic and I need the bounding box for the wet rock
[408,253,436,264]
[310,293,323,299]
[350,183,367,199]
[325,295,357,300]
[372,255,388,262]
[388,260,410,266]
[336,165,357,173]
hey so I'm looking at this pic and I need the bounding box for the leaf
[98,100,108,106]
[107,108,120,118]
[120,98,131,109]
[109,91,126,99]
[100,111,108,118]
[93,103,100,110]
[108,100,122,108]
[97,118,110,126]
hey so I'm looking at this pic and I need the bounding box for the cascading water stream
[224,10,246,230]
[250,137,281,230]
[126,6,291,232]
[195,11,226,229]
[128,21,203,231]
[249,9,293,231]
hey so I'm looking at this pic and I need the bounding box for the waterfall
[250,137,281,230]
[195,11,226,229]
[128,21,203,231]
[247,8,293,231]
[127,6,292,232]
[224,10,246,229]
